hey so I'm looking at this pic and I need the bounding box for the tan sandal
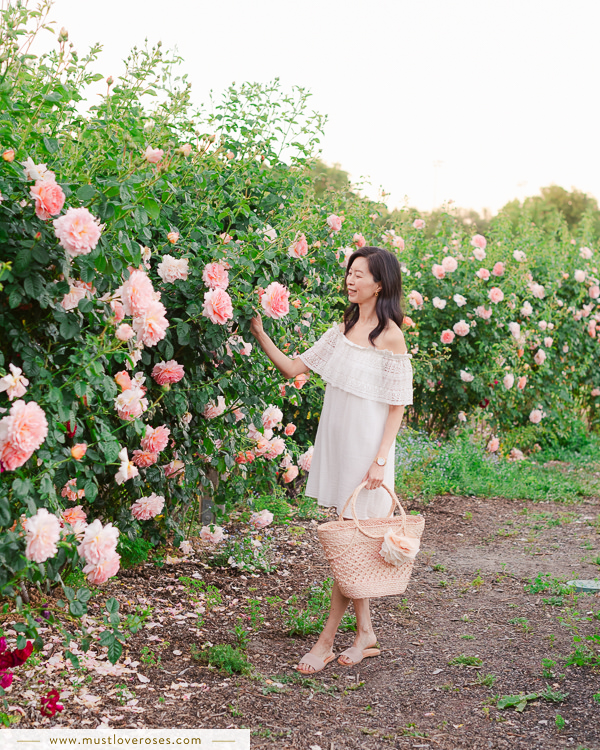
[296,652,336,675]
[337,645,380,666]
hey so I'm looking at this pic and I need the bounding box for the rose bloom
[391,235,405,251]
[293,372,309,389]
[203,287,234,325]
[119,269,157,317]
[131,493,165,520]
[262,405,283,430]
[543,336,553,348]
[589,285,600,299]
[413,219,425,229]
[441,256,458,273]
[471,234,487,250]
[298,445,314,471]
[178,143,192,157]
[453,294,467,307]
[534,349,547,366]
[538,320,548,331]
[475,305,492,320]
[24,508,61,563]
[453,320,470,337]
[574,269,586,283]
[338,247,354,267]
[152,360,185,385]
[167,231,179,244]
[520,301,533,317]
[408,290,424,309]
[460,370,474,382]
[226,335,252,357]
[327,214,342,232]
[0,399,48,470]
[144,146,163,163]
[513,250,527,262]
[132,449,159,468]
[432,264,445,280]
[403,316,415,327]
[179,540,194,556]
[110,300,125,324]
[53,207,102,257]
[0,364,29,401]
[472,247,486,261]
[288,233,309,258]
[2,148,15,161]
[22,157,48,181]
[353,233,366,248]
[579,246,593,259]
[260,281,290,319]
[61,282,89,311]
[78,519,119,565]
[83,552,121,585]
[114,386,148,421]
[508,321,521,338]
[61,505,87,527]
[588,321,597,338]
[530,282,545,299]
[492,262,505,276]
[476,268,490,281]
[284,423,296,436]
[133,300,169,346]
[503,373,515,389]
[592,387,600,397]
[250,509,274,529]
[30,174,65,220]
[233,408,244,423]
[71,443,87,460]
[487,437,499,453]
[164,458,185,479]
[440,329,455,345]
[200,525,225,543]
[141,424,170,453]
[432,297,447,310]
[529,409,545,424]
[114,370,132,391]
[202,395,226,419]
[489,287,504,304]
[115,323,135,341]
[115,447,139,485]
[157,254,189,283]
[517,375,527,390]
[457,411,467,422]
[61,478,85,503]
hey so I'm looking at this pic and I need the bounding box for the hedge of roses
[1,3,599,660]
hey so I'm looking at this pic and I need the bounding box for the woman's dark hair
[343,246,404,346]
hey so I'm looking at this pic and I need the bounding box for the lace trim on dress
[299,325,413,405]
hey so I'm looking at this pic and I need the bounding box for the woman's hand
[250,314,264,340]
[362,461,385,490]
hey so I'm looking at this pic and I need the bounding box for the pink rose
[203,288,234,325]
[30,174,65,220]
[413,219,425,229]
[440,329,455,345]
[261,281,290,319]
[61,282,87,311]
[144,146,164,164]
[288,233,309,258]
[71,443,87,460]
[353,233,366,248]
[61,505,87,527]
[488,287,504,304]
[152,360,185,385]
[453,320,470,337]
[298,445,313,471]
[432,264,446,280]
[24,508,61,563]
[530,283,545,299]
[114,386,148,421]
[115,323,134,341]
[284,423,296,436]
[157,254,189,283]
[110,300,125,324]
[293,373,309,389]
[534,349,546,366]
[529,409,545,424]
[492,262,505,276]
[327,214,342,232]
[543,337,553,348]
[119,269,157,317]
[78,519,119,565]
[164,459,185,479]
[475,306,492,320]
[508,322,521,339]
[476,268,490,281]
[503,374,514,389]
[441,256,458,273]
[262,405,283,430]
[471,234,487,250]
[53,207,102,257]
[591,388,600,397]
[432,297,446,310]
[132,449,159,468]
[200,525,225,543]
[83,552,121,585]
[131,493,165,520]
[250,509,274,529]
[0,400,48,471]
[114,371,132,391]
[202,395,226,419]
[521,301,533,317]
[178,143,192,157]
[141,425,170,453]
[379,528,421,566]
[167,231,179,244]
[487,437,499,453]
[61,478,85,503]
[589,285,600,299]
[132,300,169,347]
[513,250,526,262]
[588,321,597,338]
[391,236,405,251]
[460,370,474,383]
[517,376,527,390]
[202,262,229,290]
[283,465,299,483]
[0,364,29,401]
[472,247,486,261]
[574,269,586,283]
[408,290,424,309]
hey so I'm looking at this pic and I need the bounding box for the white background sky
[40,0,600,214]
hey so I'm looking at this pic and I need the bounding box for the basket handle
[338,482,407,540]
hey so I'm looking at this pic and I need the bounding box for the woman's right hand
[250,314,264,340]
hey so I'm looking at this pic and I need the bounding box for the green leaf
[98,630,114,646]
[65,650,80,669]
[76,588,92,602]
[63,586,75,602]
[60,318,80,339]
[76,185,96,202]
[78,298,95,314]
[143,198,160,220]
[105,597,119,614]
[74,381,87,397]
[107,639,123,665]
[43,136,59,153]
[8,288,22,308]
[0,496,11,527]
[69,600,86,617]
[100,441,120,463]
[83,480,98,502]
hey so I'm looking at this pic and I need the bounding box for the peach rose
[589,285,600,299]
[202,395,226,419]
[517,376,527,390]
[488,287,504,304]
[61,478,85,503]
[475,306,492,320]
[114,370,132,391]
[453,294,467,307]
[178,143,193,157]
[0,399,48,470]
[53,207,102,258]
[202,262,229,290]
[61,505,87,526]
[30,174,65,220]
[203,288,233,325]
[413,219,425,229]
[261,281,290,319]
[441,256,458,273]
[529,409,545,424]
[25,508,61,563]
[0,364,29,401]
[353,233,366,248]
[115,323,135,341]
[2,149,15,162]
[200,525,225,543]
[327,214,342,232]
[453,320,470,337]
[487,437,499,453]
[157,254,189,283]
[298,445,314,471]
[114,386,148,421]
[83,552,121,585]
[250,509,273,529]
[391,235,405,251]
[530,283,545,299]
[152,360,185,385]
[508,322,521,339]
[284,423,296,436]
[521,301,533,317]
[144,146,164,164]
[432,264,445,280]
[71,443,87,460]
[293,373,308,389]
[115,448,139,484]
[492,262,505,276]
[544,336,553,348]
[283,465,299,483]
[262,405,283,430]
[534,349,546,366]
[440,329,455,345]
[132,449,159,468]
[141,425,170,453]
[167,231,179,244]
[131,493,165,520]
[110,300,125,324]
[288,233,309,258]
[132,300,169,346]
[77,519,119,565]
[119,269,156,317]
[379,528,420,566]
[471,234,487,250]
[408,290,424,309]
[476,268,490,281]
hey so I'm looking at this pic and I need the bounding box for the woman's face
[346,256,381,304]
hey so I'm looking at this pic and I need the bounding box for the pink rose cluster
[0,400,48,471]
[157,254,189,283]
[113,373,149,421]
[130,493,165,521]
[202,262,233,325]
[78,519,121,584]
[116,269,170,347]
[250,509,273,529]
[288,233,309,258]
[132,424,171,468]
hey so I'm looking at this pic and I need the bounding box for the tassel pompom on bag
[317,482,425,599]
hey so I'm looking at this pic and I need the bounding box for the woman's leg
[337,597,378,665]
[297,581,350,672]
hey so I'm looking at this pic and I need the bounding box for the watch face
[377,458,385,466]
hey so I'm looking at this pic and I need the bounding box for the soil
[7,492,600,749]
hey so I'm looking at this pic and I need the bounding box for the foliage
[447,654,483,667]
[284,578,356,636]
[208,535,278,573]
[117,535,153,569]
[201,644,251,675]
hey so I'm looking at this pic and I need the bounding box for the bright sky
[40,0,600,214]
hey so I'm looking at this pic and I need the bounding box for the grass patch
[284,578,356,636]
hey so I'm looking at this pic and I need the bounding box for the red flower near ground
[41,689,64,717]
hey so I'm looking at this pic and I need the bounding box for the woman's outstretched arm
[250,314,309,380]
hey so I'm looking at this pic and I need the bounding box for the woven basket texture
[317,483,425,599]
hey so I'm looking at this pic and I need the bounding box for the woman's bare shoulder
[379,321,407,354]
[337,321,345,333]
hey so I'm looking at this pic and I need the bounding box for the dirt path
[9,494,600,749]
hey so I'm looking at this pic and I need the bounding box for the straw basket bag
[317,482,425,599]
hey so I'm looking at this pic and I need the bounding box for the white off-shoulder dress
[299,324,413,520]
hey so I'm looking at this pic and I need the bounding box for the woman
[250,246,413,674]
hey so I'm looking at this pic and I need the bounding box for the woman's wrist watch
[375,456,387,467]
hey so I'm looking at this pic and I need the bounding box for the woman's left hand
[362,461,385,490]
